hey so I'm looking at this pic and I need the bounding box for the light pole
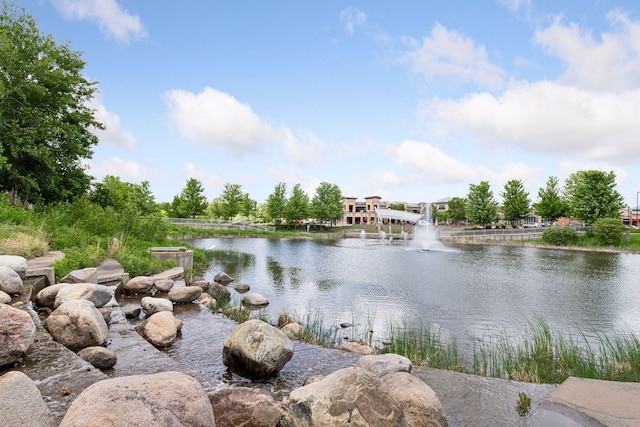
[636,192,639,227]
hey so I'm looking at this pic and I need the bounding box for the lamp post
[636,192,639,227]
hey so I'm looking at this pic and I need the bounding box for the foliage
[0,223,48,258]
[447,197,467,224]
[389,203,405,211]
[284,183,309,223]
[174,178,208,218]
[217,183,244,219]
[517,392,531,417]
[91,175,156,215]
[500,179,530,225]
[542,226,578,246]
[311,182,343,225]
[592,218,626,246]
[466,181,499,227]
[534,176,569,222]
[0,2,103,205]
[265,182,287,224]
[564,170,624,225]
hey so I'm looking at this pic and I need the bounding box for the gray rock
[281,322,303,340]
[337,341,375,355]
[154,278,174,292]
[198,293,216,308]
[0,265,22,296]
[358,353,413,376]
[34,283,67,308]
[136,311,179,347]
[124,276,154,294]
[140,296,173,316]
[168,286,202,303]
[0,304,36,367]
[77,346,117,369]
[190,279,210,290]
[222,319,293,380]
[43,299,108,351]
[53,283,113,308]
[60,267,98,284]
[0,255,27,279]
[242,292,269,307]
[0,371,54,427]
[59,371,214,427]
[98,307,112,324]
[208,386,292,427]
[209,282,231,300]
[214,271,234,284]
[0,290,11,304]
[123,306,141,319]
[234,283,250,293]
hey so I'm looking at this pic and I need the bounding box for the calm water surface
[190,237,640,353]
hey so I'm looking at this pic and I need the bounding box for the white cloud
[88,157,162,182]
[164,87,321,163]
[477,162,543,198]
[426,81,640,162]
[51,0,146,44]
[557,160,628,188]
[403,23,505,89]
[534,11,640,91]
[339,6,366,35]
[90,100,137,149]
[386,140,478,183]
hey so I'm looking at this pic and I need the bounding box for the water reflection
[190,238,640,352]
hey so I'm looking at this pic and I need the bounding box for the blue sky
[21,0,640,207]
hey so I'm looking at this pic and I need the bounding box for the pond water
[190,237,640,355]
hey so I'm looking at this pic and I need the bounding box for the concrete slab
[25,251,65,286]
[96,258,128,286]
[151,266,184,281]
[529,377,640,426]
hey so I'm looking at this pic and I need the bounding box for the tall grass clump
[298,311,339,347]
[472,316,640,383]
[383,319,464,371]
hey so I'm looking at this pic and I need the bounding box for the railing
[162,218,275,232]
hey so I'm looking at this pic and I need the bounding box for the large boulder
[209,282,231,300]
[124,275,154,294]
[168,286,202,303]
[0,304,36,367]
[136,311,179,347]
[141,296,173,316]
[0,265,23,296]
[0,371,54,427]
[34,283,67,308]
[53,283,113,308]
[59,371,215,427]
[222,319,293,380]
[0,255,27,279]
[77,346,118,370]
[208,387,292,427]
[381,372,448,427]
[60,267,98,284]
[43,299,108,351]
[284,367,404,426]
[154,278,174,292]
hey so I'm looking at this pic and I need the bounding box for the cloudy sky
[22,0,640,206]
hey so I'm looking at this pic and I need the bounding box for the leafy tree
[175,178,207,218]
[564,170,624,225]
[501,179,530,226]
[284,183,309,224]
[534,176,569,222]
[311,182,343,225]
[91,176,156,215]
[447,197,467,224]
[240,192,257,218]
[0,2,103,205]
[218,183,244,219]
[389,203,405,211]
[591,218,625,246]
[466,181,499,227]
[265,182,287,224]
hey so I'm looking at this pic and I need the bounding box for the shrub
[591,218,625,246]
[542,226,578,246]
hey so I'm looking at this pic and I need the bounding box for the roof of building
[374,208,424,223]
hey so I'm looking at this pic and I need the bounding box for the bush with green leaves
[542,226,578,246]
[591,218,626,246]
